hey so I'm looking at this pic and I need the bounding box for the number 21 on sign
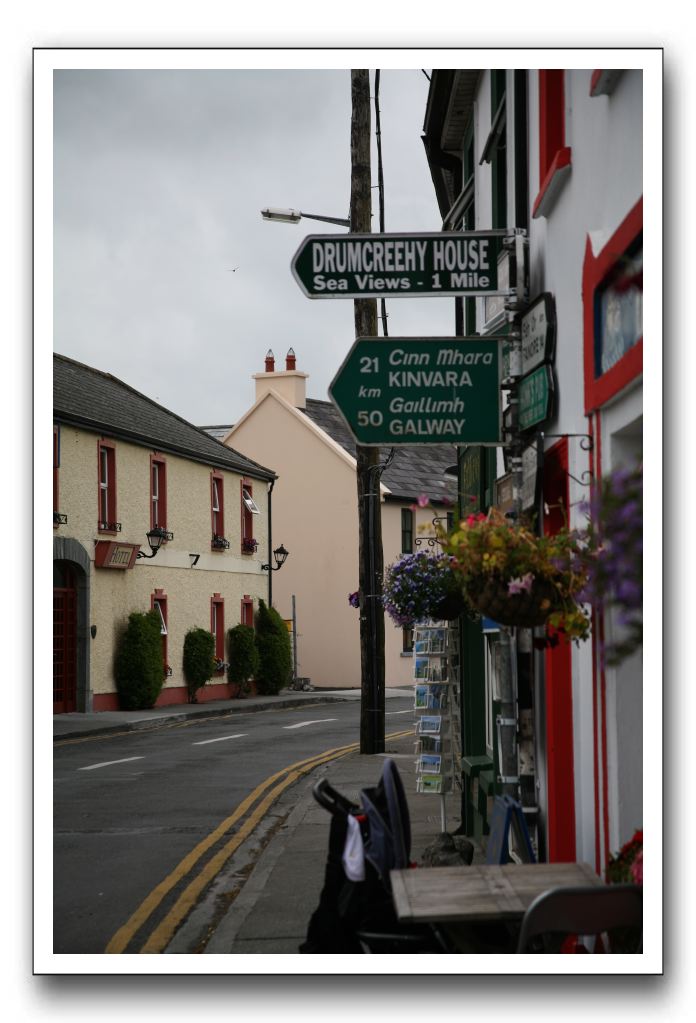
[360,355,379,373]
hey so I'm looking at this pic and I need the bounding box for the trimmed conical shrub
[114,609,164,710]
[227,624,259,696]
[254,600,292,695]
[183,627,215,703]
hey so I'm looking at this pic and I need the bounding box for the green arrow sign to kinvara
[329,337,503,446]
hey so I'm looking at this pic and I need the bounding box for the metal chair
[516,884,643,953]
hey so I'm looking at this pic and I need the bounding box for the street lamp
[136,526,173,559]
[261,543,289,573]
[261,207,350,228]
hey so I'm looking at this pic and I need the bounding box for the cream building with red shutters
[53,353,276,713]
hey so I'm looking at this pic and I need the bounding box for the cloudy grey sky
[53,67,455,428]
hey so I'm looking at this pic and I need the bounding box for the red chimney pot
[265,349,275,373]
[286,348,296,371]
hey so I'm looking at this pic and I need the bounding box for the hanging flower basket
[382,551,464,627]
[465,575,560,628]
[441,508,591,642]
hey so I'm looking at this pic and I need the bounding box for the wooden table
[391,862,602,927]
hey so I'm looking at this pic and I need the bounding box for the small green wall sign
[518,365,555,431]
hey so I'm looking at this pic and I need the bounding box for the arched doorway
[54,561,78,713]
[53,538,92,714]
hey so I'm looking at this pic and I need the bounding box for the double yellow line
[106,730,413,954]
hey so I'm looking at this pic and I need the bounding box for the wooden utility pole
[351,69,385,754]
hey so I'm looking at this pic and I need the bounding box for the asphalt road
[53,697,413,953]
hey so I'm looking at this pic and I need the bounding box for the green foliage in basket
[440,508,591,642]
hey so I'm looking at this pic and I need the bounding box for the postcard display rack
[412,622,462,831]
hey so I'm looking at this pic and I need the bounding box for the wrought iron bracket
[414,514,450,549]
[539,432,594,486]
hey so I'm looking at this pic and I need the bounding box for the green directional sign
[518,364,555,431]
[292,231,510,299]
[328,337,503,446]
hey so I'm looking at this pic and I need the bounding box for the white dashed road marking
[192,734,248,746]
[282,719,338,730]
[79,757,145,771]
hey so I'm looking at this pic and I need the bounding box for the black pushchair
[299,758,451,954]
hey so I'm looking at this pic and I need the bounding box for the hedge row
[114,600,291,709]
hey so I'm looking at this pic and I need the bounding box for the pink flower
[508,572,534,595]
[630,849,643,886]
[416,493,429,507]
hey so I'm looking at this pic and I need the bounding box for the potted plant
[241,537,258,554]
[382,550,466,627]
[440,508,591,642]
[605,827,643,952]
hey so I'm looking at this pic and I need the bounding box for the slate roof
[301,399,457,505]
[54,354,276,481]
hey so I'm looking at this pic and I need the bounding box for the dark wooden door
[53,581,77,714]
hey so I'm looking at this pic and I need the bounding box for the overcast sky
[53,67,456,428]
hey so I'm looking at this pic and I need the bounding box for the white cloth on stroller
[342,814,366,882]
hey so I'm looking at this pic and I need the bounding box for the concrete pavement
[199,730,464,954]
[54,687,475,955]
[52,686,368,740]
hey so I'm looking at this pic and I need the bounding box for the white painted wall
[526,69,644,858]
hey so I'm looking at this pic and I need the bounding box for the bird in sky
[225,267,239,272]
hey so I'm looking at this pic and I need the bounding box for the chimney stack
[254,348,308,409]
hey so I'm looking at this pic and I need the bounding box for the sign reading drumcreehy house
[292,231,510,299]
[521,292,556,376]
[329,337,503,446]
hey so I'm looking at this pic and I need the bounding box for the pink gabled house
[208,350,456,690]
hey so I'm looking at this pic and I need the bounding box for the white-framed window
[99,446,109,523]
[211,472,225,544]
[151,457,167,531]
